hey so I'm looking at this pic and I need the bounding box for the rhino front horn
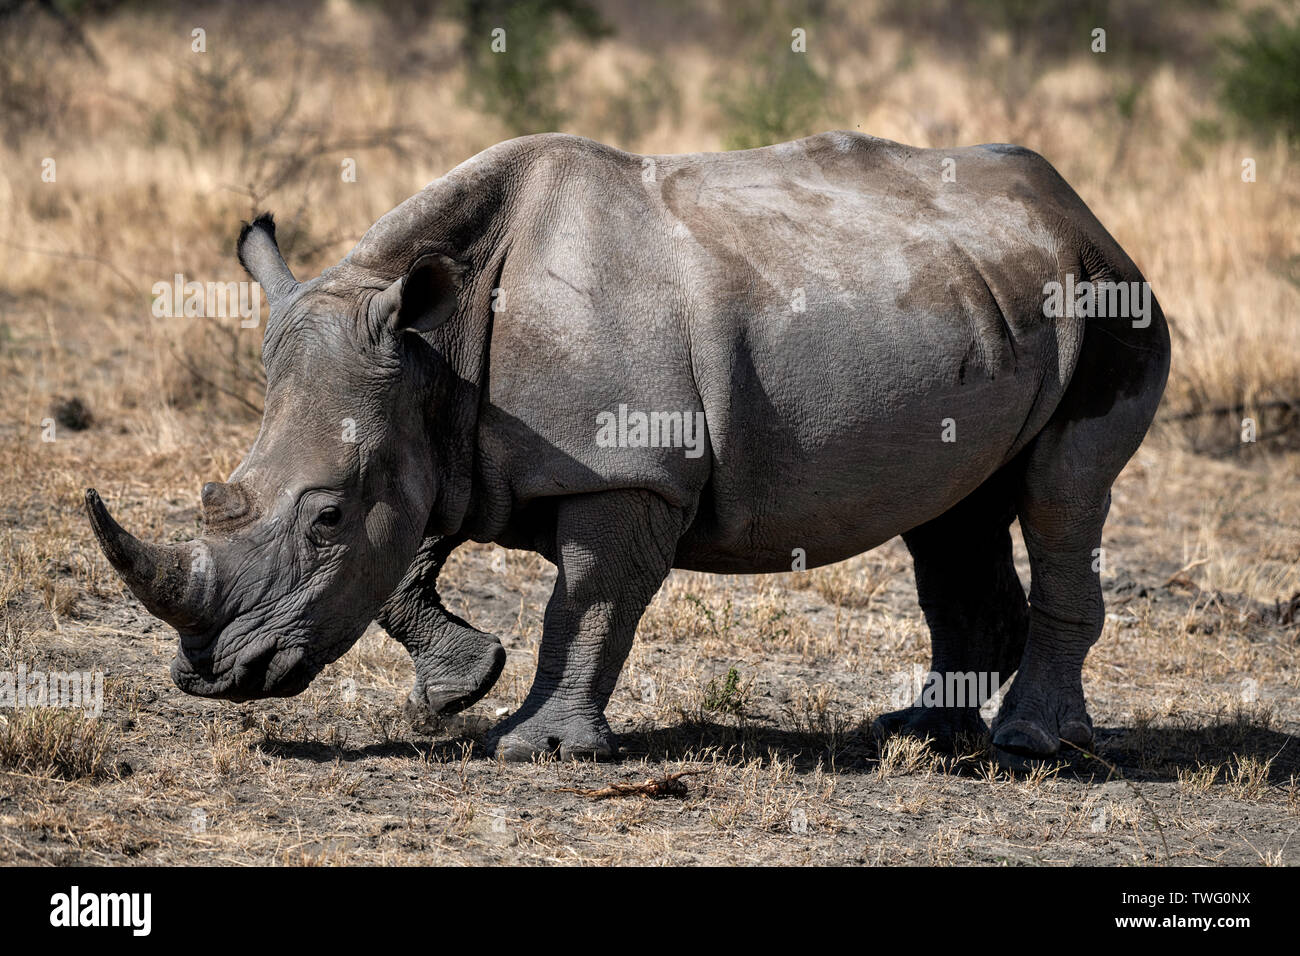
[85,489,215,634]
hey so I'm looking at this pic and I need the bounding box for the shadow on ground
[254,714,1299,783]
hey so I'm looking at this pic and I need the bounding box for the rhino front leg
[493,490,683,761]
[377,535,506,733]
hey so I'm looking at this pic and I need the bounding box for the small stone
[495,707,510,717]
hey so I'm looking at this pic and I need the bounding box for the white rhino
[88,132,1170,763]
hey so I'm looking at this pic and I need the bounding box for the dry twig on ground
[555,769,707,801]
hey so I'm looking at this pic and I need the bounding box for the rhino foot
[872,705,987,752]
[490,700,616,762]
[404,638,506,735]
[991,683,1093,766]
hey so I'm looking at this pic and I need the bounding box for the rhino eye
[307,505,343,545]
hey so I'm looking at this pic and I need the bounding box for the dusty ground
[1,414,1297,865]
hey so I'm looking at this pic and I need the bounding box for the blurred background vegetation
[0,0,1297,454]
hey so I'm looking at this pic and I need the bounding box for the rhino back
[473,133,1130,570]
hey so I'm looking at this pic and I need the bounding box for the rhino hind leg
[990,477,1109,766]
[874,468,1029,752]
[992,319,1168,766]
[492,490,684,762]
[377,535,506,734]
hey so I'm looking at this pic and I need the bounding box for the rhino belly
[672,322,1053,574]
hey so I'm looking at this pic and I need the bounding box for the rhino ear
[378,253,464,334]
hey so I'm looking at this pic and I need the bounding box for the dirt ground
[1,420,1297,866]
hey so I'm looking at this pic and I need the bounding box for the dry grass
[0,710,114,780]
[1,4,1295,445]
[0,1,1297,865]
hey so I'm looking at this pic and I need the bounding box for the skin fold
[87,131,1170,764]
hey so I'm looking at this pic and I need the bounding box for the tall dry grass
[0,0,1296,467]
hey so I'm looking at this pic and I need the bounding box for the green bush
[703,666,749,716]
[719,54,829,151]
[1220,7,1300,141]
[458,0,610,135]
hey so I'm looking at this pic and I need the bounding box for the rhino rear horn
[237,212,298,301]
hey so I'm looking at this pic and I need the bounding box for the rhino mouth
[171,639,312,701]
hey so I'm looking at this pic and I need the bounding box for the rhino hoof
[494,732,554,762]
[992,746,1058,772]
[491,709,617,762]
[1058,718,1095,751]
[872,705,987,752]
[494,730,617,763]
[991,719,1059,760]
[404,641,507,734]
[991,695,1094,767]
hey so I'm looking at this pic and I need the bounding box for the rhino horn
[85,489,215,634]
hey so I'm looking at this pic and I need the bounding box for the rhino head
[87,215,465,700]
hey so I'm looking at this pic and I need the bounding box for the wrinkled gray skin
[88,132,1169,764]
